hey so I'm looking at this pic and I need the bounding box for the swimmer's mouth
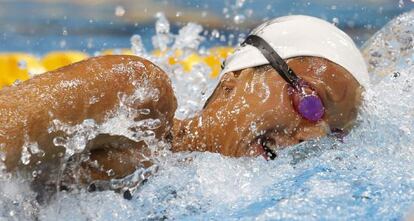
[251,135,278,161]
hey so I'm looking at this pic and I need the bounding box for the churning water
[1,9,414,221]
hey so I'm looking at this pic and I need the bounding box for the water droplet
[228,33,235,45]
[62,28,68,36]
[235,0,246,8]
[138,109,151,115]
[87,38,93,49]
[146,119,161,130]
[115,5,126,17]
[332,17,339,26]
[17,60,27,70]
[172,23,203,50]
[59,40,66,48]
[53,137,67,147]
[106,169,115,176]
[393,72,401,78]
[398,0,405,8]
[245,9,253,17]
[237,33,246,44]
[152,12,172,51]
[131,34,147,55]
[233,14,246,24]
[20,144,31,165]
[0,151,6,162]
[211,29,220,38]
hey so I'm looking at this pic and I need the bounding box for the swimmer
[173,15,368,160]
[0,15,368,195]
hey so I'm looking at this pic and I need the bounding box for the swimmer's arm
[0,55,177,185]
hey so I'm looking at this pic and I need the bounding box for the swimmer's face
[203,57,362,158]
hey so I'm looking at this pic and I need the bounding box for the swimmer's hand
[57,134,157,190]
[79,134,154,181]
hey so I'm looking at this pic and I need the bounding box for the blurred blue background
[0,0,413,54]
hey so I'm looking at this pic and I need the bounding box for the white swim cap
[219,15,369,88]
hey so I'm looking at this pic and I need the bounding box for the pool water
[1,0,413,54]
[1,5,414,221]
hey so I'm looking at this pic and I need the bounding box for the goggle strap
[242,35,301,88]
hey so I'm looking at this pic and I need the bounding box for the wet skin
[0,55,177,186]
[0,55,362,190]
[172,56,362,158]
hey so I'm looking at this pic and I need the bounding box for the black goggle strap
[242,35,301,89]
[206,35,303,110]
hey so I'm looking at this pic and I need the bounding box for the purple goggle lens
[297,94,325,122]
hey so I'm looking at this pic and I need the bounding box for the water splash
[1,9,414,221]
[130,35,146,56]
[172,23,204,51]
[361,10,414,84]
[133,15,216,119]
[152,12,173,51]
